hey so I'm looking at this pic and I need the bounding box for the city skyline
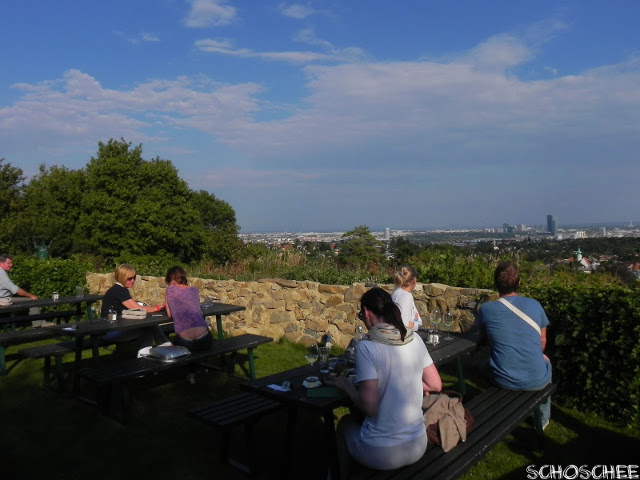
[1,1,639,233]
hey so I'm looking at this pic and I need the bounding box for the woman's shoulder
[391,288,409,300]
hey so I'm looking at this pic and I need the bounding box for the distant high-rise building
[384,227,390,241]
[546,215,557,235]
[517,224,526,232]
[599,227,607,237]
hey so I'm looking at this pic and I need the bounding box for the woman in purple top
[164,266,213,352]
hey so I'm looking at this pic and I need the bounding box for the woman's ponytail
[361,287,408,341]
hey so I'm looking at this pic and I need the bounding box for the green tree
[191,190,243,263]
[0,158,25,251]
[0,158,24,217]
[9,164,85,257]
[338,225,385,268]
[75,139,232,263]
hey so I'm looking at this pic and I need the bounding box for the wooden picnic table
[0,294,103,375]
[199,302,246,340]
[0,294,103,328]
[48,301,246,366]
[241,333,478,479]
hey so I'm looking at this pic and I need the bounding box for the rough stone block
[270,310,294,324]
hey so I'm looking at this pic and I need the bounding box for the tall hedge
[8,256,92,298]
[524,283,640,428]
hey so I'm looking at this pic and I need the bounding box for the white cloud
[114,31,161,44]
[279,3,316,19]
[183,0,236,28]
[194,38,336,63]
[141,32,160,42]
[194,29,367,64]
[2,35,639,184]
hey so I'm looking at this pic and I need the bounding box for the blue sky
[1,1,639,233]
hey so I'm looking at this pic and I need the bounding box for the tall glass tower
[546,215,557,235]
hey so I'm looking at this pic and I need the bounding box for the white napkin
[267,383,291,392]
[137,346,153,358]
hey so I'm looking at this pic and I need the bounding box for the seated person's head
[393,264,417,289]
[115,264,136,285]
[494,261,520,295]
[360,287,408,340]
[165,266,188,286]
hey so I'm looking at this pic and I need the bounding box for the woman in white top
[391,264,422,332]
[334,287,442,477]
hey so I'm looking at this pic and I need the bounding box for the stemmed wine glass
[443,312,454,341]
[431,309,441,333]
[305,343,319,369]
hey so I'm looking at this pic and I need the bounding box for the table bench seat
[0,328,59,375]
[188,392,284,474]
[0,309,80,329]
[350,383,557,480]
[19,337,113,388]
[75,333,273,423]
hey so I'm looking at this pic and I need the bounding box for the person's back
[165,285,207,334]
[357,334,430,445]
[476,296,550,389]
[475,260,552,429]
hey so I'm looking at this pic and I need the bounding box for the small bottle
[108,307,117,323]
[321,333,333,351]
[52,291,59,301]
[354,325,365,342]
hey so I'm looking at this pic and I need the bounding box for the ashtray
[303,376,321,388]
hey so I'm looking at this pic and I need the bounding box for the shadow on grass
[463,404,640,480]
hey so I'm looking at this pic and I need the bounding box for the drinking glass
[305,343,319,369]
[431,310,441,333]
[443,312,454,340]
[430,310,441,344]
[318,346,329,371]
[75,285,84,297]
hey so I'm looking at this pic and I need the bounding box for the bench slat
[350,383,556,480]
[76,334,273,424]
[188,392,283,474]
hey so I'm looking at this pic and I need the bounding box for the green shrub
[524,282,640,428]
[9,255,92,298]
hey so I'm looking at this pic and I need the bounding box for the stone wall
[86,273,495,348]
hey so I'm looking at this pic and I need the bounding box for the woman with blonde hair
[100,264,168,346]
[391,264,422,331]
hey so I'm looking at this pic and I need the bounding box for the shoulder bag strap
[497,297,541,336]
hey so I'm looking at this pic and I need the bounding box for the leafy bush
[9,255,92,298]
[110,253,182,277]
[524,282,640,428]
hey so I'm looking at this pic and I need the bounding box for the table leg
[74,336,83,365]
[324,409,340,480]
[215,314,224,340]
[456,357,467,395]
[284,406,298,479]
[0,346,6,375]
[91,335,101,363]
[247,347,256,379]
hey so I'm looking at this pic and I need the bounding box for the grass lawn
[1,337,638,479]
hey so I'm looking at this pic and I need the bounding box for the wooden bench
[188,392,284,474]
[0,309,80,330]
[19,337,114,389]
[350,383,557,480]
[75,333,273,423]
[0,328,59,375]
